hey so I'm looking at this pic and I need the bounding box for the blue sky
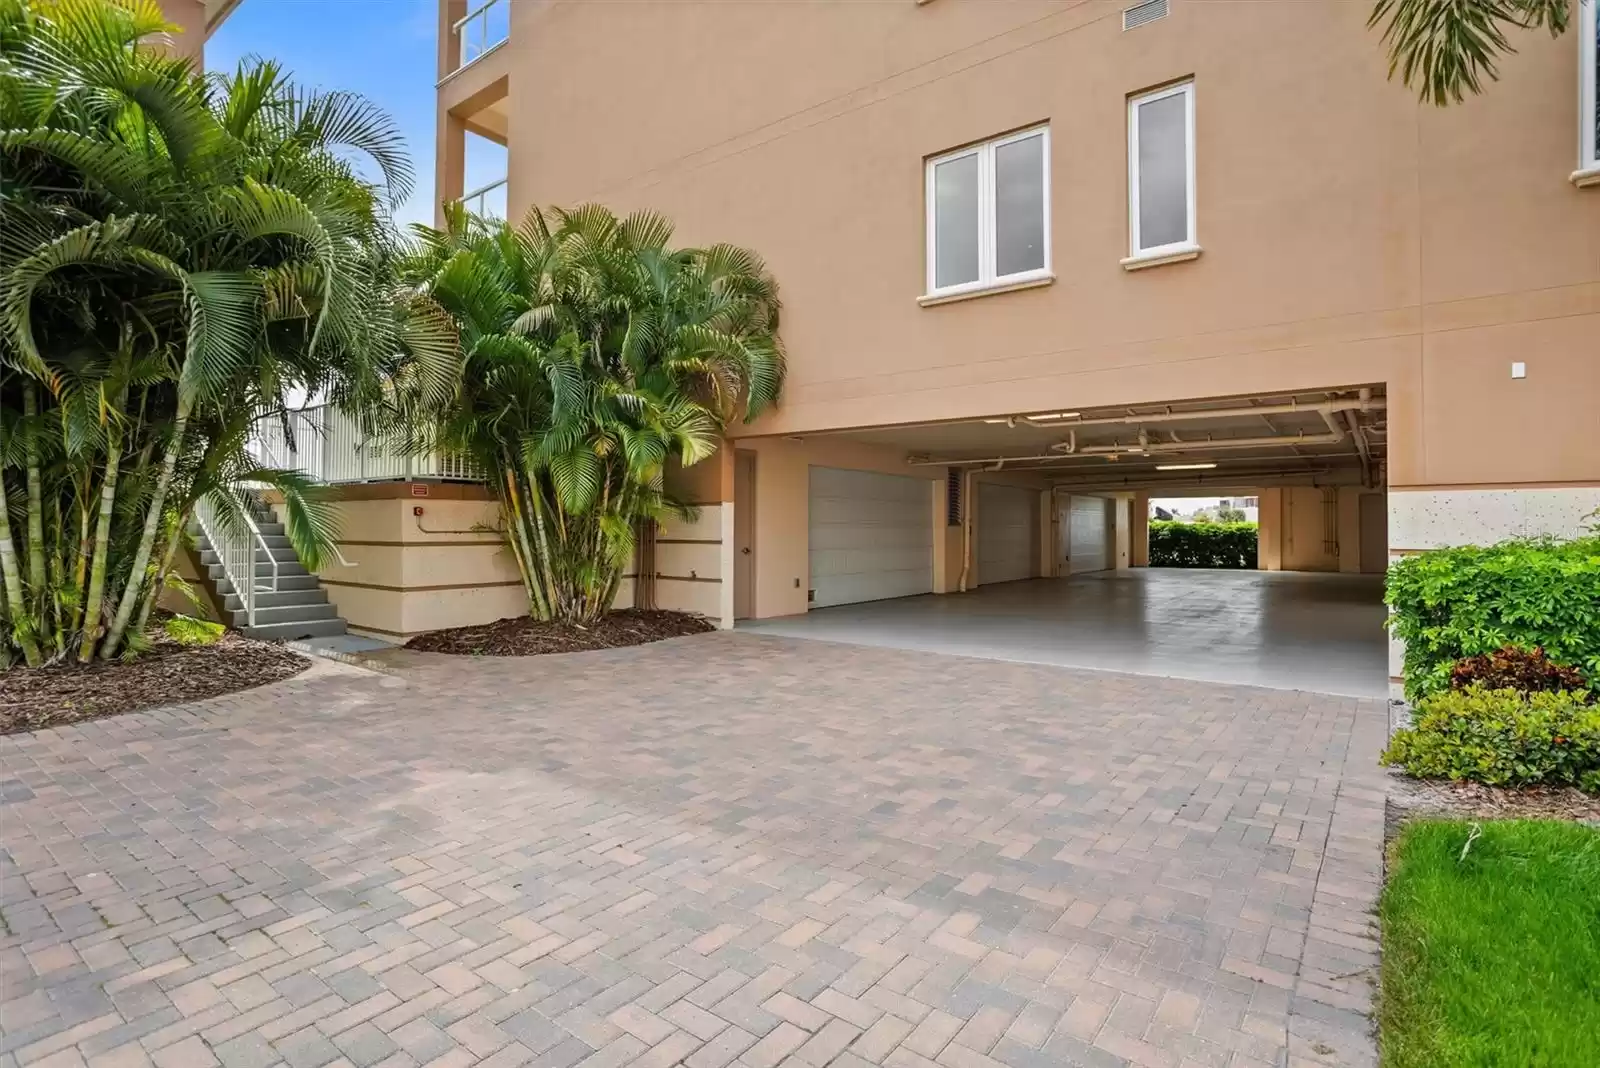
[208,0,496,227]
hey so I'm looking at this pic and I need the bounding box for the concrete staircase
[192,499,349,642]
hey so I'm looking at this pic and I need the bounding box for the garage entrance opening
[1148,494,1260,569]
[734,385,1390,696]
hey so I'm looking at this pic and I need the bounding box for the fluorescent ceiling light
[983,419,1010,424]
[1027,411,1080,421]
[1156,462,1218,471]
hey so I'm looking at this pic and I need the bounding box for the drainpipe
[957,460,1005,593]
[958,468,975,592]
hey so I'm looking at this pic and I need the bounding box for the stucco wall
[290,485,524,639]
[489,0,1596,500]
[155,0,206,62]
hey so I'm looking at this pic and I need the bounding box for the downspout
[958,460,1005,593]
[958,468,975,592]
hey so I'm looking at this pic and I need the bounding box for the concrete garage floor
[742,568,1389,698]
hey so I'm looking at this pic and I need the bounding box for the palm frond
[1368,0,1573,105]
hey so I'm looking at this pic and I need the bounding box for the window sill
[917,273,1055,307]
[1120,244,1202,271]
[1572,165,1600,188]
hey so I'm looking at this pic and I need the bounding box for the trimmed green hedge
[1386,536,1600,702]
[1382,685,1600,793]
[1148,521,1258,569]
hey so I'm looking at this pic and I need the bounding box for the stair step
[230,602,340,628]
[200,547,302,568]
[189,500,350,642]
[215,574,322,595]
[207,560,308,580]
[223,588,329,612]
[243,618,348,642]
[188,520,285,539]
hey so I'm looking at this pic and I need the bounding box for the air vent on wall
[946,467,963,527]
[1123,0,1168,31]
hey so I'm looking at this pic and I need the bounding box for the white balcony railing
[454,0,509,70]
[461,177,507,219]
[253,405,482,484]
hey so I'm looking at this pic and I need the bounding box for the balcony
[452,0,508,74]
[254,405,481,484]
[461,176,507,219]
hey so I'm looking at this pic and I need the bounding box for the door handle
[740,547,751,555]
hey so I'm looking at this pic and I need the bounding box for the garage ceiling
[828,386,1388,489]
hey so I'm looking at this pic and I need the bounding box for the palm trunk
[132,505,190,640]
[68,467,94,637]
[502,464,547,620]
[79,422,125,663]
[585,472,614,622]
[597,478,632,614]
[102,392,192,658]
[49,493,67,658]
[524,469,563,622]
[22,385,47,620]
[0,469,43,668]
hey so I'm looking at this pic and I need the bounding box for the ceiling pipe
[1345,389,1375,487]
[912,429,1345,467]
[907,399,1369,468]
[1014,395,1382,430]
[1044,471,1358,492]
[784,393,1386,440]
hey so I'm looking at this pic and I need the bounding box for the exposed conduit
[798,392,1384,439]
[911,401,1377,468]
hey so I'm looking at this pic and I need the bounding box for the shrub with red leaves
[1449,646,1590,698]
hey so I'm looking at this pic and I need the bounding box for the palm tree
[398,204,785,624]
[1369,0,1578,104]
[0,0,458,665]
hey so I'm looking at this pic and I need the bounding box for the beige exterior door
[1359,493,1388,575]
[734,452,756,619]
[1068,496,1111,574]
[977,483,1035,585]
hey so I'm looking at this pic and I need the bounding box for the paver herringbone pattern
[1,634,1388,1068]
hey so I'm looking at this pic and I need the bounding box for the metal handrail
[461,177,507,219]
[194,494,278,631]
[453,0,508,68]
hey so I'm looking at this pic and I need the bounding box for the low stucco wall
[290,483,524,640]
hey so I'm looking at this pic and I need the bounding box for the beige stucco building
[177,1,1599,690]
[430,0,1597,644]
[153,0,237,62]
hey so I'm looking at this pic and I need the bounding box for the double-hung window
[1579,0,1599,185]
[924,126,1051,300]
[1126,81,1198,264]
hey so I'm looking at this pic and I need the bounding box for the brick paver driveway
[2,634,1388,1068]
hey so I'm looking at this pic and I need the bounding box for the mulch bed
[1386,773,1600,840]
[1,633,310,736]
[405,609,716,656]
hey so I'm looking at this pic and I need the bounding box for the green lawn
[1379,820,1600,1067]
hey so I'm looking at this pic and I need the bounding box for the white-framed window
[1580,0,1599,181]
[924,125,1051,299]
[1126,81,1197,260]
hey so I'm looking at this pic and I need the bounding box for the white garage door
[1069,495,1110,574]
[978,483,1035,585]
[808,467,933,608]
